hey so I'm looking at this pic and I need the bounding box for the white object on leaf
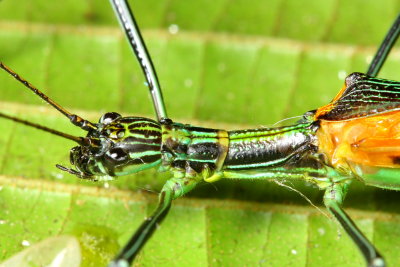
[0,235,81,267]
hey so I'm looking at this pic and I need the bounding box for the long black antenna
[0,62,97,131]
[109,0,168,122]
[0,112,86,145]
[367,14,400,77]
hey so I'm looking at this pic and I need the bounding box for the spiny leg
[367,14,400,77]
[109,0,168,122]
[108,177,199,267]
[323,183,385,267]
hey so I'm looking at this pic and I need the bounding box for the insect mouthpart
[55,136,112,180]
[64,143,110,180]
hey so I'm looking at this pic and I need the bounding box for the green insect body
[62,101,367,265]
[84,113,331,186]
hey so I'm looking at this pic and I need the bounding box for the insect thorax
[160,122,228,179]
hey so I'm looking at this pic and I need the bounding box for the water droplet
[338,70,347,80]
[168,24,179,34]
[318,227,325,236]
[365,55,373,64]
[184,79,193,88]
[217,63,226,72]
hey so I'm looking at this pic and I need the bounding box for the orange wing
[317,110,400,169]
[315,72,400,121]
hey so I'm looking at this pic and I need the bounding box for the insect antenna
[0,112,86,145]
[0,62,97,131]
[0,63,102,178]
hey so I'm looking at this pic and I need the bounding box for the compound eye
[106,147,128,162]
[99,112,121,124]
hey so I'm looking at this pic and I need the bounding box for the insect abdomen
[224,123,317,171]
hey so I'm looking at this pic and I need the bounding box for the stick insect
[0,1,398,266]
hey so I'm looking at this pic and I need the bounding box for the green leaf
[1,1,400,266]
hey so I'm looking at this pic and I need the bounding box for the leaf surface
[0,1,400,266]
